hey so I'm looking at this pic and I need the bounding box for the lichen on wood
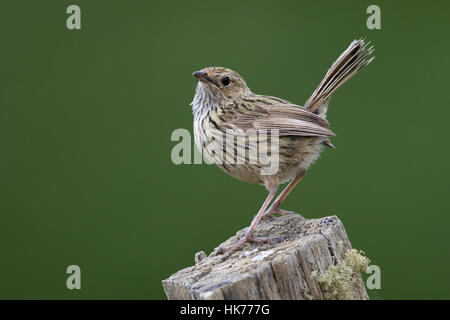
[312,249,370,300]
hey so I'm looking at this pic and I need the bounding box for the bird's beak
[193,70,209,82]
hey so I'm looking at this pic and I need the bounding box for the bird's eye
[221,76,230,86]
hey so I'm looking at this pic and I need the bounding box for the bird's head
[192,67,251,102]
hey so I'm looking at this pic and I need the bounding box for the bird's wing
[215,95,335,137]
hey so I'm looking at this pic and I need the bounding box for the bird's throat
[191,83,218,119]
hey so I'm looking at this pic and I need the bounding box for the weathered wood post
[162,214,369,300]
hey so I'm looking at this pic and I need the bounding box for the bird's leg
[219,185,279,254]
[263,169,306,219]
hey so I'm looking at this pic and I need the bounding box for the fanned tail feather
[304,39,374,114]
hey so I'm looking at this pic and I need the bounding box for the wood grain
[162,214,368,300]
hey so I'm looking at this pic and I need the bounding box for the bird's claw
[218,233,282,255]
[262,206,301,219]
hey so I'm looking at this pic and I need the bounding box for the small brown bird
[191,39,374,253]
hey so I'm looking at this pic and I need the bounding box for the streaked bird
[191,39,374,253]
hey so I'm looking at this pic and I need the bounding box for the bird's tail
[304,39,374,115]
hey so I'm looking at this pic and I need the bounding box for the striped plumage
[192,93,332,185]
[190,39,374,253]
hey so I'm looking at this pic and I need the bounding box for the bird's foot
[262,206,302,219]
[217,232,282,255]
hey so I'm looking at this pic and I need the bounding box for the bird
[190,39,374,254]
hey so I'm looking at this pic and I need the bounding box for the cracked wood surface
[162,214,368,300]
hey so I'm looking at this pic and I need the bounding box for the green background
[1,0,449,299]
